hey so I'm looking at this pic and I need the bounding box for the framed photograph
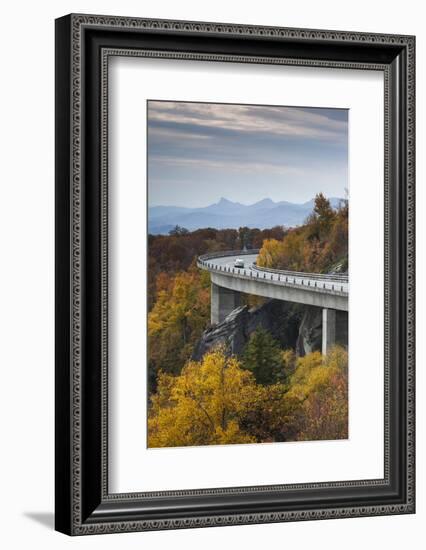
[55,14,415,535]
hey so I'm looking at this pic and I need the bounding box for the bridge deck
[198,251,348,312]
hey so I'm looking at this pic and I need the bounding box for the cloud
[149,126,212,141]
[149,155,303,176]
[148,101,347,142]
[147,100,348,207]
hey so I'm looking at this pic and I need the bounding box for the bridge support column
[322,308,336,355]
[211,283,241,325]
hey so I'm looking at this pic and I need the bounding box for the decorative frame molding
[55,14,415,535]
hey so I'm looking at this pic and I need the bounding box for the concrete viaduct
[197,250,349,355]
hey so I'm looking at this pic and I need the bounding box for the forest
[147,194,349,447]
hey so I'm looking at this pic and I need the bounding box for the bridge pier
[322,308,336,355]
[211,283,241,325]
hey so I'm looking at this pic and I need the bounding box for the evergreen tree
[169,225,189,236]
[312,192,335,239]
[242,328,284,385]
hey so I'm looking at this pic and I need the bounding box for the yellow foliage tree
[148,348,258,447]
[148,270,210,381]
[287,346,348,441]
[256,238,284,269]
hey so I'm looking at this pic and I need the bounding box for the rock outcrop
[193,300,349,361]
[296,306,322,356]
[296,306,349,356]
[192,300,302,361]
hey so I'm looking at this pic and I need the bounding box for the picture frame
[55,13,415,535]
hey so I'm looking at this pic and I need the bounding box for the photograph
[146,100,349,449]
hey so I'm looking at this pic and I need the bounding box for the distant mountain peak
[218,197,234,205]
[211,197,245,210]
[253,198,274,206]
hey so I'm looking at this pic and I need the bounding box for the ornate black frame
[55,14,415,535]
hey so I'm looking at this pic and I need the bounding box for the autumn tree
[259,225,287,243]
[238,381,298,442]
[281,349,297,380]
[257,231,306,271]
[148,268,210,390]
[286,346,348,441]
[217,228,239,250]
[148,348,258,447]
[257,238,285,269]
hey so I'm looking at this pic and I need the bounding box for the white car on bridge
[234,258,245,268]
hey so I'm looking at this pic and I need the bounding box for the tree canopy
[257,193,348,274]
[148,346,348,447]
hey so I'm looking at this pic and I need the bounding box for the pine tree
[242,328,285,385]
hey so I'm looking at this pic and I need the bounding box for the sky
[147,100,348,208]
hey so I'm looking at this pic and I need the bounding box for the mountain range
[148,197,344,235]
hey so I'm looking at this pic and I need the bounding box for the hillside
[257,193,348,274]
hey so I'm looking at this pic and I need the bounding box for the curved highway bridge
[197,249,348,355]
